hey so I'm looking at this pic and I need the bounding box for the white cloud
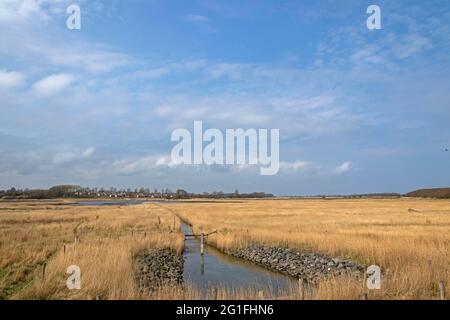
[333,161,352,174]
[129,68,170,79]
[32,73,74,96]
[0,0,48,22]
[81,147,95,158]
[112,156,178,175]
[184,14,209,23]
[391,34,433,59]
[0,70,24,88]
[0,1,129,75]
[48,51,129,74]
[280,160,319,171]
[53,146,95,165]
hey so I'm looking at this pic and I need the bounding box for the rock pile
[135,248,183,291]
[229,245,365,282]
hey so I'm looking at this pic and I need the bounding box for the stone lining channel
[136,221,365,297]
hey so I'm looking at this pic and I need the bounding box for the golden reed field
[0,198,448,300]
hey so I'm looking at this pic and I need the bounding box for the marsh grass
[168,198,450,300]
[1,198,448,300]
[0,201,183,299]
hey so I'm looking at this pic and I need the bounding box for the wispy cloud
[32,74,75,96]
[0,70,24,89]
[333,162,352,175]
[183,14,209,23]
[53,147,95,165]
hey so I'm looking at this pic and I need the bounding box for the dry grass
[0,200,183,300]
[166,198,450,300]
[1,198,448,300]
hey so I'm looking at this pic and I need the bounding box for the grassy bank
[0,200,183,299]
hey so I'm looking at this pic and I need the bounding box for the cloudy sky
[0,0,449,195]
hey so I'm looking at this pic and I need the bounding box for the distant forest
[0,185,274,200]
[406,188,450,199]
[1,185,449,200]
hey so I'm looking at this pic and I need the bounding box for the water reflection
[181,223,296,296]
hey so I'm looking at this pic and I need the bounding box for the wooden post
[200,233,205,256]
[63,244,66,255]
[173,216,176,231]
[42,262,47,281]
[158,216,161,225]
[258,291,264,300]
[144,232,147,238]
[439,281,446,300]
[298,278,304,300]
[201,255,205,276]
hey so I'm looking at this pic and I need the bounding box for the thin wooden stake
[200,233,205,256]
[298,278,304,300]
[439,281,446,300]
[42,263,47,281]
[362,269,369,299]
[63,244,66,255]
[258,291,264,300]
[201,255,205,275]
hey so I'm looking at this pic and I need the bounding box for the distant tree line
[2,186,449,200]
[0,185,274,200]
[0,185,80,199]
[406,188,450,199]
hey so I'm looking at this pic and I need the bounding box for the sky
[0,0,449,195]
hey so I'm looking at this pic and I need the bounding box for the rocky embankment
[229,245,365,282]
[135,248,183,291]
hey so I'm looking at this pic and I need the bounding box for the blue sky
[0,0,449,195]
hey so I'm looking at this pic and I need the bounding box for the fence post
[201,255,205,276]
[439,281,446,300]
[298,278,304,300]
[200,233,205,256]
[362,269,369,300]
[258,291,264,300]
[63,244,66,255]
[42,262,47,281]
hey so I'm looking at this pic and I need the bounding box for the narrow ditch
[136,219,365,296]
